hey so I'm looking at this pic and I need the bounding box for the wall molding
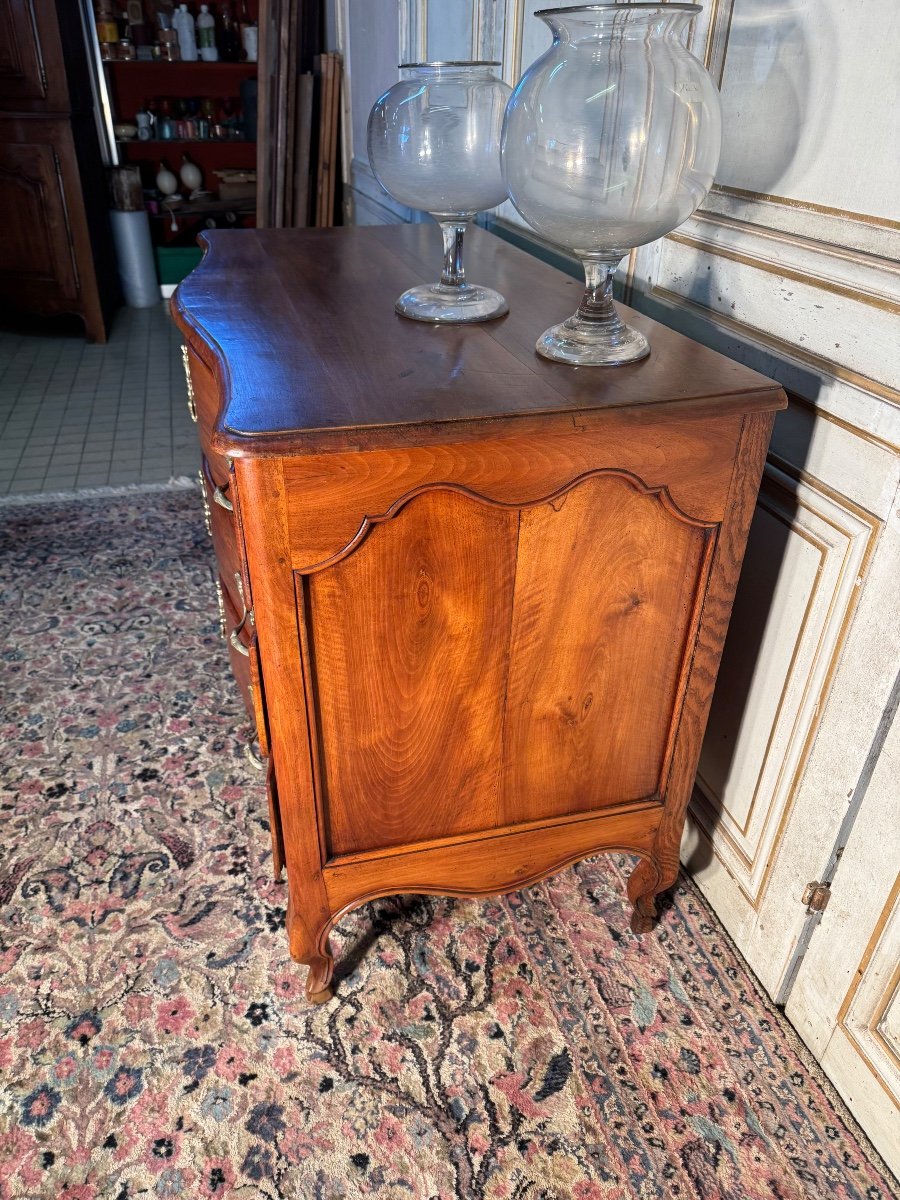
[689,462,878,907]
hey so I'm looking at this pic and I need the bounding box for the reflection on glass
[501,4,722,365]
[368,62,512,323]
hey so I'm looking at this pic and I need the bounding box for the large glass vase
[501,5,722,365]
[367,62,511,323]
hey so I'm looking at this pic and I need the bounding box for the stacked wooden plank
[313,52,342,227]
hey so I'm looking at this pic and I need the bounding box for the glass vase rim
[534,3,702,17]
[397,59,502,70]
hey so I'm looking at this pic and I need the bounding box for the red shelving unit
[105,58,258,200]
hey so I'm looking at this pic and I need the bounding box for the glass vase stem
[439,220,468,289]
[577,255,624,334]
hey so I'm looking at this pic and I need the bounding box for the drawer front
[202,456,242,609]
[220,573,269,757]
[181,344,231,483]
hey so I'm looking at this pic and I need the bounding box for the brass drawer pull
[245,739,266,771]
[229,570,253,655]
[230,627,250,656]
[213,578,226,640]
[213,484,234,512]
[233,571,254,626]
[181,344,197,423]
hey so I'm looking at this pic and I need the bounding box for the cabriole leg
[627,855,673,935]
[286,887,335,1004]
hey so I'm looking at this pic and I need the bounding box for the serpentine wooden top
[171,224,784,455]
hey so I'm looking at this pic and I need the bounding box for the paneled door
[618,0,900,1174]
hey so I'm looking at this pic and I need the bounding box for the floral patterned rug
[0,488,897,1200]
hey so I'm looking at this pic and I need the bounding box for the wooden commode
[172,225,786,1003]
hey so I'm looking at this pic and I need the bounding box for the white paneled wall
[334,3,900,1170]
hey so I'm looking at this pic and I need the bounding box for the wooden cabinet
[172,224,786,1003]
[0,119,81,309]
[0,0,117,339]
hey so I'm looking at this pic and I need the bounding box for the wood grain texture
[500,474,712,824]
[305,471,714,853]
[171,225,785,457]
[281,411,742,570]
[323,801,663,921]
[308,488,518,854]
[233,456,335,999]
[627,411,778,930]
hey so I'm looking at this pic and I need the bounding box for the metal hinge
[801,881,831,913]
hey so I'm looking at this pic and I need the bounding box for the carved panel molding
[298,470,718,575]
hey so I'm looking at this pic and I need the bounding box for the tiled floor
[0,304,197,496]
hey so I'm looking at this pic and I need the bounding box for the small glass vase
[501,4,722,365]
[367,61,511,323]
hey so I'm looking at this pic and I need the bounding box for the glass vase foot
[535,313,649,366]
[395,282,508,324]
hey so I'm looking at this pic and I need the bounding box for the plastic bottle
[172,4,198,62]
[196,5,218,62]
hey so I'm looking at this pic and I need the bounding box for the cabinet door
[0,119,79,309]
[0,0,67,111]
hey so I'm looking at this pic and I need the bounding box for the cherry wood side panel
[322,801,663,919]
[307,489,519,855]
[303,473,717,857]
[281,411,741,571]
[628,411,778,922]
[500,475,712,824]
[232,457,334,995]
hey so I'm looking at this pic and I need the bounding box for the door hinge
[801,881,831,913]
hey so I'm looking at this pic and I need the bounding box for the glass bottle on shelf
[218,4,241,62]
[95,1,119,46]
[157,13,181,62]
